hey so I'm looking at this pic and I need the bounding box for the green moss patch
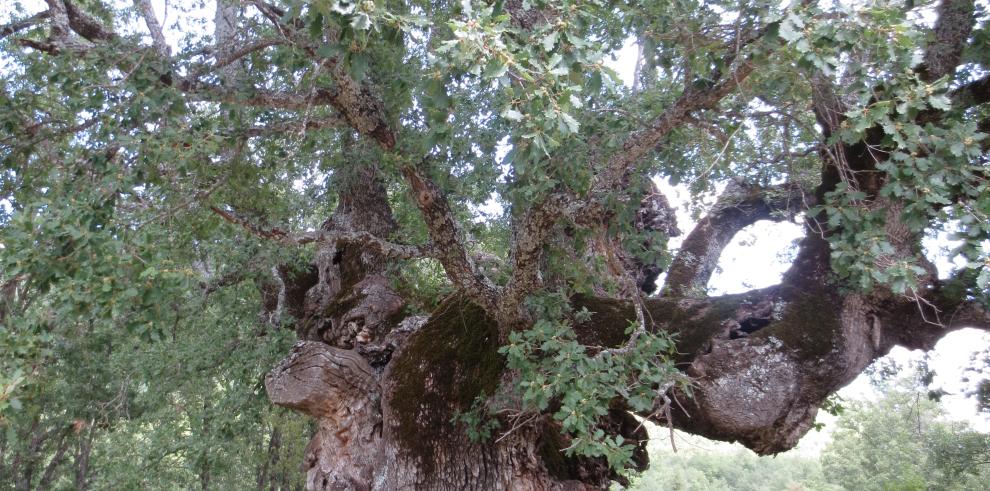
[651,295,743,362]
[387,294,504,474]
[572,295,639,348]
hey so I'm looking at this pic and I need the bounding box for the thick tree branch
[246,0,303,31]
[0,10,49,40]
[809,71,846,139]
[918,0,975,83]
[502,193,569,320]
[580,278,987,454]
[663,181,807,297]
[198,269,247,297]
[182,84,333,109]
[133,0,169,57]
[16,2,116,53]
[882,277,990,351]
[242,0,395,148]
[811,0,979,188]
[40,0,90,52]
[61,0,115,42]
[213,0,242,84]
[399,165,502,315]
[590,24,770,202]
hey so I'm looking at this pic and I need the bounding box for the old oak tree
[2,0,990,489]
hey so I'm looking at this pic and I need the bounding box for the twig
[0,10,49,40]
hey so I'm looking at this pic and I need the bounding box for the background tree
[1,0,990,489]
[628,435,831,491]
[624,374,990,491]
[821,376,990,491]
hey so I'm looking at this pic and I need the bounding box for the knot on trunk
[266,341,381,419]
[267,342,386,490]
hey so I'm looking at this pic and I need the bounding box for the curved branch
[596,58,757,197]
[578,280,989,454]
[663,182,808,297]
[882,279,990,352]
[592,26,769,200]
[242,0,395,148]
[61,0,115,42]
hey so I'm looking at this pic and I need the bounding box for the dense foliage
[821,379,990,490]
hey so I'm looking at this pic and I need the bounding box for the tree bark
[265,150,655,487]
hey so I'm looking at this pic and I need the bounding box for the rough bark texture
[263,165,989,489]
[266,342,382,489]
[266,296,648,490]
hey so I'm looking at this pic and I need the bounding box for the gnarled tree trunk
[267,231,987,490]
[245,0,989,488]
[263,157,989,489]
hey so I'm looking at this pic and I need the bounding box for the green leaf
[928,94,951,111]
[779,14,805,42]
[351,12,372,31]
[559,112,580,133]
[541,31,559,52]
[483,59,509,79]
[501,108,524,121]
